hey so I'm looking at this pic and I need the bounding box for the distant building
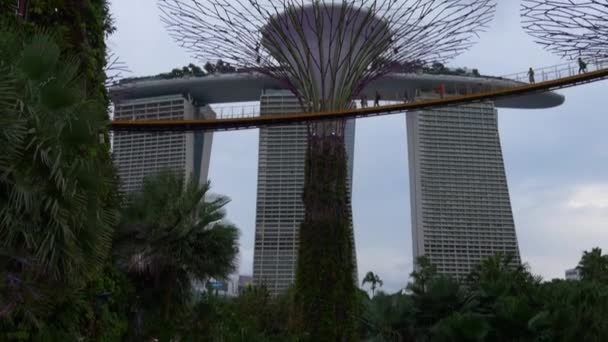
[238,275,253,293]
[565,268,581,280]
[408,95,521,279]
[112,94,214,192]
[252,89,356,295]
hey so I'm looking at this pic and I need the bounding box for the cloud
[513,182,608,280]
[566,184,608,209]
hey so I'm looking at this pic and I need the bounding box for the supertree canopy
[159,0,496,111]
[159,0,495,339]
[522,0,608,59]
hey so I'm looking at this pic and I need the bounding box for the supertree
[522,0,608,60]
[159,0,496,338]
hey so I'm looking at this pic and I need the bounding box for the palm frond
[114,171,240,315]
[1,29,120,288]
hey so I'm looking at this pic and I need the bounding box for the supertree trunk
[295,119,356,340]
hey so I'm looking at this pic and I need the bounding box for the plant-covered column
[0,1,121,337]
[295,119,357,340]
[24,0,115,102]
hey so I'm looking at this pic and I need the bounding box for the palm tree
[467,253,537,297]
[466,254,541,341]
[576,247,608,283]
[407,256,438,295]
[405,257,467,339]
[113,170,239,325]
[362,271,384,297]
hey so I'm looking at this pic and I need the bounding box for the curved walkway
[110,63,608,132]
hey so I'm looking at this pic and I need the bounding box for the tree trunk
[164,270,177,320]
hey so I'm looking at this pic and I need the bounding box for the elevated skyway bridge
[110,58,608,132]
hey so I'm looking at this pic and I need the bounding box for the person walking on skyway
[374,91,381,107]
[436,83,445,99]
[528,67,535,84]
[403,90,410,103]
[578,57,588,74]
[361,95,368,108]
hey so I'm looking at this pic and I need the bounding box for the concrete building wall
[252,90,356,294]
[195,106,216,187]
[112,94,213,193]
[407,97,520,279]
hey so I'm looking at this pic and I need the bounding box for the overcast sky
[108,1,608,292]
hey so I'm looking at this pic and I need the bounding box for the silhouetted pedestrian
[374,91,381,107]
[578,57,588,73]
[360,95,368,108]
[403,90,410,103]
[528,67,535,84]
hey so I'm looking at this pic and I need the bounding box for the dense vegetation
[176,250,608,341]
[118,60,238,85]
[5,0,116,102]
[1,2,122,338]
[114,171,239,339]
[359,251,608,341]
[295,137,358,341]
[0,24,120,322]
[0,6,241,339]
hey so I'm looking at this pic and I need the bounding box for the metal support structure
[158,0,496,111]
[522,0,608,60]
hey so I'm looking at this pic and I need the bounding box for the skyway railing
[211,101,404,119]
[501,57,608,83]
[205,58,608,120]
[110,66,608,132]
[211,104,260,119]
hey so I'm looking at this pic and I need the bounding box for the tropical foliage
[362,271,384,297]
[1,2,124,339]
[114,170,239,339]
[295,139,357,341]
[356,251,608,342]
[576,247,608,283]
[0,27,120,336]
[118,60,236,84]
[1,28,118,281]
[18,0,115,101]
[189,248,608,341]
[182,286,301,341]
[0,4,243,341]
